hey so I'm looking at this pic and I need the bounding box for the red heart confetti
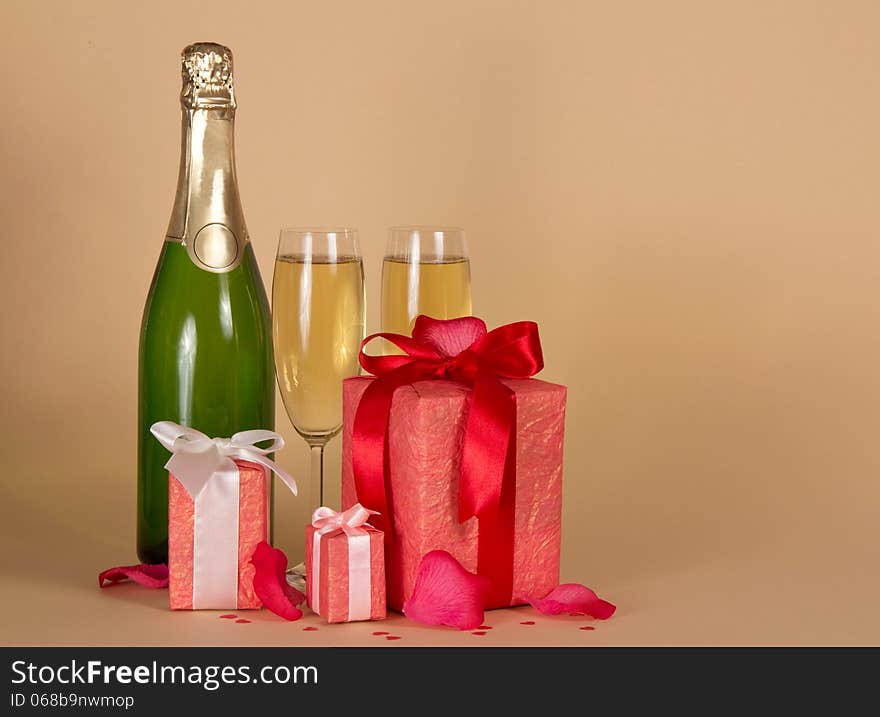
[385,635,402,641]
[302,626,319,631]
[520,621,536,625]
[579,626,596,631]
[235,619,251,624]
[219,614,238,619]
[372,631,390,636]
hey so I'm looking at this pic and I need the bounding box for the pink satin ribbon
[311,504,377,620]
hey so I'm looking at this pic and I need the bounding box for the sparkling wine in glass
[381,226,472,341]
[272,228,365,541]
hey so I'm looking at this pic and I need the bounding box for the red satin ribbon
[352,316,543,607]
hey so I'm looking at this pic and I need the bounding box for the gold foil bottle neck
[181,42,235,109]
[167,42,248,273]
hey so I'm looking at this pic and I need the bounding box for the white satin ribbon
[151,421,298,609]
[311,504,377,620]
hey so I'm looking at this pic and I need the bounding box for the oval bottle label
[184,223,245,273]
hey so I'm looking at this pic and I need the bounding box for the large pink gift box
[342,377,566,612]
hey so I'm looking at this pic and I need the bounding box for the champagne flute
[381,226,472,341]
[272,228,365,577]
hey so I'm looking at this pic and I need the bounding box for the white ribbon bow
[151,421,298,610]
[150,421,298,500]
[310,504,378,620]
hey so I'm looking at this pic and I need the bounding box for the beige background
[1,0,879,645]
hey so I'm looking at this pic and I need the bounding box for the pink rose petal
[412,316,487,357]
[250,541,305,621]
[403,550,489,630]
[527,583,616,620]
[98,564,168,589]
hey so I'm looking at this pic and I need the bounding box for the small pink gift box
[305,505,386,623]
[342,377,566,612]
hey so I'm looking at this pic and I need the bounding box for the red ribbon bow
[352,315,543,607]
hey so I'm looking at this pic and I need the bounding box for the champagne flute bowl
[381,226,472,340]
[272,227,365,531]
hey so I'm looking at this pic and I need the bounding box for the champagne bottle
[137,43,274,564]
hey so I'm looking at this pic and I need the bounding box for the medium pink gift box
[342,376,566,612]
[168,460,267,610]
[151,421,298,611]
[305,505,386,623]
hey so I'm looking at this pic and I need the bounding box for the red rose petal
[250,541,305,621]
[478,625,492,630]
[302,626,319,631]
[520,621,536,625]
[219,614,238,619]
[235,619,251,624]
[579,626,596,631]
[385,635,402,641]
[372,631,390,636]
[402,550,489,631]
[98,564,168,589]
[528,583,616,620]
[413,316,487,357]
[471,631,487,636]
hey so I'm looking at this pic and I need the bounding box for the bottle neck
[166,107,249,273]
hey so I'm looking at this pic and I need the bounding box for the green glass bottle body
[137,243,273,564]
[137,43,273,565]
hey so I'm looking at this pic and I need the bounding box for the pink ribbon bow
[310,504,378,620]
[311,504,377,536]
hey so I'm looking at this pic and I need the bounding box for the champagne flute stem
[310,442,325,510]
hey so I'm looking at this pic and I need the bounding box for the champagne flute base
[286,563,307,594]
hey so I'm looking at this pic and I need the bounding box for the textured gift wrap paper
[168,459,268,610]
[342,377,566,612]
[305,523,386,623]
